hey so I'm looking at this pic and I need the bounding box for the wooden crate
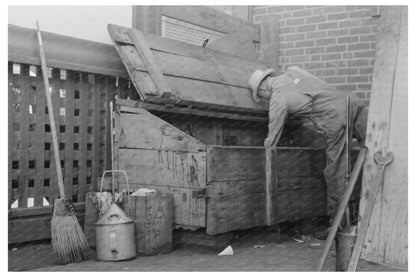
[123,191,174,255]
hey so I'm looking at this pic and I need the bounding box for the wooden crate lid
[107,24,270,114]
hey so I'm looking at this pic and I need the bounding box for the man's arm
[264,94,288,148]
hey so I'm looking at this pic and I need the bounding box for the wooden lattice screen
[8,62,134,243]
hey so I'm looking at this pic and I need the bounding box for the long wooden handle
[37,21,65,198]
[316,147,367,271]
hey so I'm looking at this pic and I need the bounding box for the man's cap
[248,68,275,102]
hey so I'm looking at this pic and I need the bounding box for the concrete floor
[8,224,405,272]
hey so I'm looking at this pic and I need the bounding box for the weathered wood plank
[118,148,206,189]
[207,26,259,61]
[207,146,265,182]
[206,191,266,235]
[119,182,206,228]
[275,148,326,178]
[261,18,279,70]
[116,98,268,122]
[128,28,170,95]
[206,179,265,197]
[360,6,408,266]
[115,108,205,152]
[160,6,260,40]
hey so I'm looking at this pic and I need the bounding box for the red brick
[295,40,315,48]
[311,54,321,61]
[292,9,313,18]
[348,43,370,51]
[355,92,367,98]
[327,29,349,37]
[326,45,347,52]
[345,6,356,11]
[280,41,295,49]
[323,6,345,14]
[337,36,359,43]
[253,15,265,22]
[280,56,290,64]
[304,62,325,70]
[347,76,368,82]
[316,38,336,46]
[358,84,372,90]
[285,48,305,56]
[253,7,267,16]
[305,47,325,54]
[339,19,361,28]
[286,33,306,41]
[306,31,326,39]
[286,17,306,26]
[291,55,310,63]
[337,68,358,75]
[297,24,317,32]
[306,15,326,23]
[317,22,338,30]
[279,26,297,33]
[322,53,342,61]
[286,6,306,11]
[347,59,369,67]
[350,26,372,35]
[312,7,324,15]
[266,6,286,13]
[353,50,375,58]
[343,52,353,59]
[336,84,357,91]
[327,12,348,21]
[348,9,372,18]
[359,67,373,75]
[359,34,377,42]
[314,69,336,76]
[325,76,346,83]
[325,61,346,68]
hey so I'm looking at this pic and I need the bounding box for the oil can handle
[99,170,131,216]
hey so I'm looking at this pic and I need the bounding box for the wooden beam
[207,26,259,61]
[261,18,279,71]
[127,28,170,95]
[132,6,161,35]
[116,98,268,122]
[8,24,127,77]
[160,6,260,41]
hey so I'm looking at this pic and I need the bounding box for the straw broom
[36,21,90,264]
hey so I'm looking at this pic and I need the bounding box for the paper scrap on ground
[254,245,266,248]
[131,188,156,196]
[218,245,233,256]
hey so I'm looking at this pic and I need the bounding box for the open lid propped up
[107,24,270,115]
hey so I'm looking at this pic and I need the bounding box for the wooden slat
[118,148,206,189]
[108,24,266,73]
[115,107,205,152]
[261,18,279,70]
[77,73,88,202]
[119,182,206,228]
[159,6,260,40]
[33,65,46,207]
[116,98,268,122]
[359,6,408,266]
[128,28,170,95]
[275,148,326,178]
[206,191,266,235]
[207,26,259,61]
[18,64,30,208]
[207,146,265,182]
[9,24,128,78]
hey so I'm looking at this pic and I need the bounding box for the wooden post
[261,17,279,71]
[265,148,276,226]
[358,6,408,266]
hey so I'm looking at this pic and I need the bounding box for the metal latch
[192,188,207,199]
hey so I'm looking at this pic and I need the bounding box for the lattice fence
[8,62,134,243]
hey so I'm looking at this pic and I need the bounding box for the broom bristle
[51,214,90,265]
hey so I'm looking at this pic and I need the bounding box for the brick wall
[252,5,381,100]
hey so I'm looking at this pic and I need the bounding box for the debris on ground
[254,245,266,248]
[218,245,233,256]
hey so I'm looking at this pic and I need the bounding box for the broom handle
[37,21,65,198]
[316,147,367,271]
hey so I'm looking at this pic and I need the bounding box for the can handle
[98,170,131,216]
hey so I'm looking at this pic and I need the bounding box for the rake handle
[37,21,65,199]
